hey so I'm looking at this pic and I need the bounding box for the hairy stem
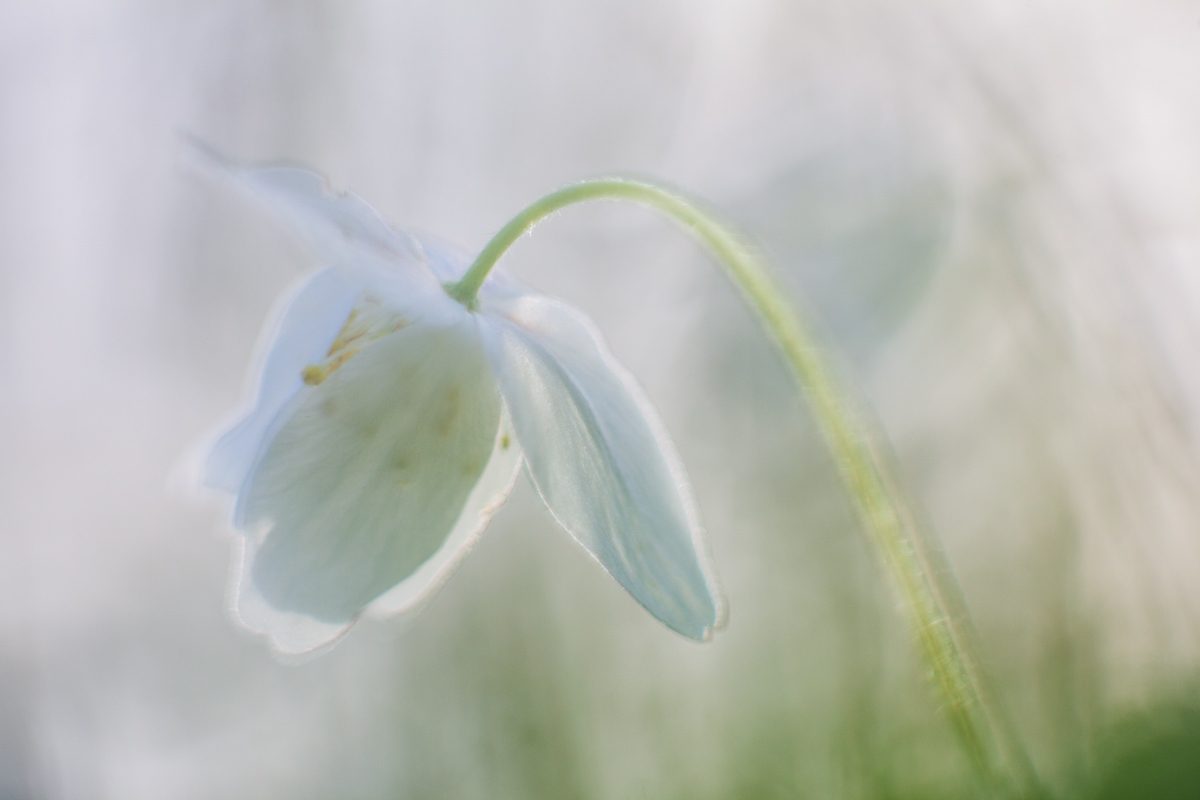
[449,177,1043,798]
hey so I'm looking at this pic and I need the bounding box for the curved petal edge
[479,293,727,640]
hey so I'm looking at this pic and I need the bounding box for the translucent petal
[189,140,456,319]
[232,316,503,653]
[367,403,522,618]
[478,294,726,640]
[204,267,362,493]
[188,138,421,268]
[411,231,471,283]
[228,533,354,657]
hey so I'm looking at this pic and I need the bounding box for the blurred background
[3,2,1200,798]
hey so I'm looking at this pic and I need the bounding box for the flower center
[301,292,410,385]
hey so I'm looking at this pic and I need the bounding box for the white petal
[188,140,457,319]
[228,532,355,657]
[188,138,418,266]
[204,267,362,493]
[232,316,504,653]
[410,232,471,283]
[478,294,726,640]
[238,166,418,264]
[367,403,521,618]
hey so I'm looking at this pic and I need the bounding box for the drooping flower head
[196,147,726,655]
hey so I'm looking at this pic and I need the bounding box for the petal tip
[225,532,358,659]
[708,592,731,638]
[673,588,729,643]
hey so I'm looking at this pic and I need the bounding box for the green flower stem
[449,178,1042,798]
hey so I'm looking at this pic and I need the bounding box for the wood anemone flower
[197,153,726,655]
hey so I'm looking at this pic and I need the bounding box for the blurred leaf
[733,141,952,363]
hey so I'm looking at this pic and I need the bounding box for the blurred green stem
[449,178,1043,799]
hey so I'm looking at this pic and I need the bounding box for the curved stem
[449,177,1043,798]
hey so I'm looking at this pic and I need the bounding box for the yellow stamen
[300,293,409,385]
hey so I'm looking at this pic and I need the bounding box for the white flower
[198,155,726,655]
